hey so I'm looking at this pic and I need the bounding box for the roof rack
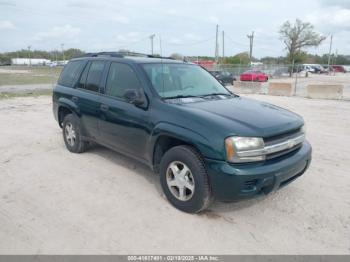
[83,52,124,58]
[81,51,175,60]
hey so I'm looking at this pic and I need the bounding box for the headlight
[301,124,306,135]
[225,137,265,163]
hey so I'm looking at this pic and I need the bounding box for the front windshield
[142,63,230,98]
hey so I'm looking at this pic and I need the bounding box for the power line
[117,35,152,50]
[163,37,214,47]
[224,33,248,47]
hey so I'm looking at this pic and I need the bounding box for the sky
[0,0,350,58]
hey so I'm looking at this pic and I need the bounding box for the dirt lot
[0,66,61,86]
[0,94,349,254]
[256,73,350,99]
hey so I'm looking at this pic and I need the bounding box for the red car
[331,65,345,73]
[240,70,268,82]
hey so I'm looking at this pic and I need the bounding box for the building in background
[11,58,51,66]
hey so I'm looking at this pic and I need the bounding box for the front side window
[58,60,85,88]
[105,62,141,99]
[142,63,230,98]
[84,61,105,92]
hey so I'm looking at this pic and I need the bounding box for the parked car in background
[331,65,346,73]
[48,61,58,67]
[343,65,350,73]
[302,64,325,74]
[240,70,268,82]
[209,70,236,85]
[273,67,289,77]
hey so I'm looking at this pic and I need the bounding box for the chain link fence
[1,63,350,100]
[201,63,350,100]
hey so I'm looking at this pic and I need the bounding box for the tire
[62,114,88,153]
[159,145,212,213]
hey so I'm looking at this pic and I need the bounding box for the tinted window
[77,62,90,89]
[58,60,85,87]
[105,63,141,98]
[85,61,105,92]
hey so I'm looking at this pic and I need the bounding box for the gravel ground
[0,95,349,254]
[0,84,53,93]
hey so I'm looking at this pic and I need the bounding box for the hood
[177,96,304,138]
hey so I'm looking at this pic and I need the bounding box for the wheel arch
[57,98,80,128]
[149,123,212,173]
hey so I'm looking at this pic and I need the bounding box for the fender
[57,97,81,117]
[148,121,222,163]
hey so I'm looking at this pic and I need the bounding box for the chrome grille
[236,129,305,160]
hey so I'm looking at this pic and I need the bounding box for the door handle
[100,104,109,112]
[72,96,78,102]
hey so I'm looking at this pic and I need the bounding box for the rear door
[75,60,107,140]
[98,62,150,160]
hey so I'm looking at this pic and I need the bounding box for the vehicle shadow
[86,144,164,197]
[86,144,270,215]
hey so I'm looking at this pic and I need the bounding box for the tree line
[0,48,85,65]
[1,19,349,66]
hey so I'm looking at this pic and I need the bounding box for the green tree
[170,53,183,60]
[63,48,85,59]
[279,19,326,66]
[224,52,250,65]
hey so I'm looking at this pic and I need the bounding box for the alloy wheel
[166,161,195,201]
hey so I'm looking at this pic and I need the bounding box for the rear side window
[58,60,85,87]
[77,62,90,89]
[84,61,106,92]
[105,62,141,99]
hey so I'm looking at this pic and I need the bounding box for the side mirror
[123,89,146,106]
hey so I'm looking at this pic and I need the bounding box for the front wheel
[160,145,212,213]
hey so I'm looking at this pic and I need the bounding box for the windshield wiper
[164,93,236,100]
[163,95,199,99]
[201,92,232,97]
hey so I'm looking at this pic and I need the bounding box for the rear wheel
[62,114,88,153]
[160,145,212,213]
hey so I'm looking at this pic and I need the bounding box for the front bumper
[204,141,312,201]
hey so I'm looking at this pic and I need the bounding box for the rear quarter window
[58,60,85,88]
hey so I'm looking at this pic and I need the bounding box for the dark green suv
[53,52,312,213]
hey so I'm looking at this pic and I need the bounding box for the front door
[98,62,150,161]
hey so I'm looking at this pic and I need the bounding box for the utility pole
[334,49,338,65]
[27,45,31,67]
[61,43,65,61]
[247,31,254,65]
[222,30,225,64]
[149,34,155,55]
[327,34,333,74]
[215,24,219,63]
